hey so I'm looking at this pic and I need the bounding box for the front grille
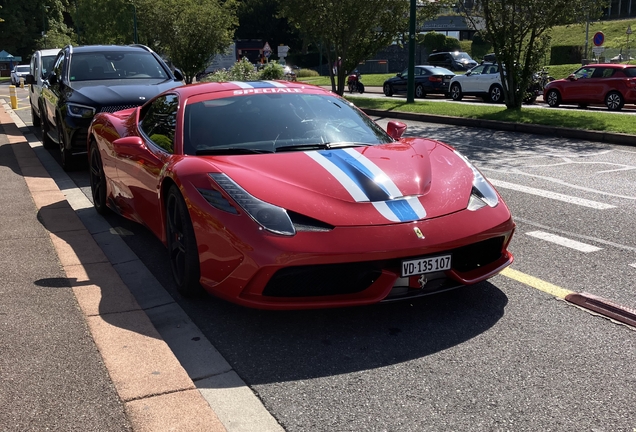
[263,262,382,297]
[99,105,139,113]
[451,236,504,273]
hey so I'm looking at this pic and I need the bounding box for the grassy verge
[346,97,636,135]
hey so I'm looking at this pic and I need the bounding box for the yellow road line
[501,267,574,299]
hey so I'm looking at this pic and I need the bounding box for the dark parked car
[427,51,478,71]
[38,44,184,170]
[543,64,636,111]
[383,66,455,98]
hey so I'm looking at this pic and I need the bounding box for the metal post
[584,15,590,63]
[131,2,138,44]
[406,0,416,103]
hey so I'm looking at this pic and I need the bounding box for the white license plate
[401,255,452,277]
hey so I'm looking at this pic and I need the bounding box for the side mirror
[25,74,36,85]
[113,136,144,159]
[386,121,407,139]
[568,74,576,81]
[173,68,184,81]
[48,72,58,85]
[397,73,402,78]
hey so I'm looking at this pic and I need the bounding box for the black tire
[57,121,76,171]
[165,185,204,297]
[31,106,41,127]
[358,82,364,94]
[89,140,108,215]
[546,89,561,107]
[39,102,56,149]
[383,83,393,97]
[605,91,624,111]
[415,84,426,98]
[489,85,504,103]
[450,83,463,101]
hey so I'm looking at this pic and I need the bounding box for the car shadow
[182,281,508,384]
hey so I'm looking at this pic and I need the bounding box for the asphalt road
[7,82,636,431]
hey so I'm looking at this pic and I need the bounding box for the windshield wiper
[195,148,273,155]
[276,142,373,152]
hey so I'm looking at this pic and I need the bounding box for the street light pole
[131,2,138,44]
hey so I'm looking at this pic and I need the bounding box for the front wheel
[545,89,561,107]
[166,185,204,297]
[450,83,463,101]
[58,123,76,171]
[383,83,393,97]
[605,91,624,111]
[89,140,108,215]
[39,103,55,149]
[31,106,41,127]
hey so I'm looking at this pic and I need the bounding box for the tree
[137,0,238,84]
[460,0,607,109]
[72,0,138,45]
[279,0,445,95]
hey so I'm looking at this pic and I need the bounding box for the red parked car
[88,81,515,309]
[543,64,636,111]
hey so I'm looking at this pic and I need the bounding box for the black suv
[427,51,478,72]
[38,44,184,170]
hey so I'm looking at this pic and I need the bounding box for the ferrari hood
[206,139,475,226]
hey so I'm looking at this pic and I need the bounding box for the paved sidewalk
[0,104,227,431]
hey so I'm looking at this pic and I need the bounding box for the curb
[0,102,284,432]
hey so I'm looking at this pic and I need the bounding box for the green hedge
[550,45,585,65]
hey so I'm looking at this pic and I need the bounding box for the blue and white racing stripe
[230,81,289,89]
[307,148,426,222]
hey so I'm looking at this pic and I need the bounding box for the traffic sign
[263,42,272,58]
[592,46,605,57]
[593,31,605,47]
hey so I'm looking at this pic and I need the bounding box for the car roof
[170,80,331,100]
[580,63,636,68]
[69,44,153,54]
[38,48,61,56]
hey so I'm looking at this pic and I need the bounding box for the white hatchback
[448,63,504,103]
[10,65,30,86]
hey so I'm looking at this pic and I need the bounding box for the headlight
[209,173,296,236]
[454,150,499,211]
[67,103,96,118]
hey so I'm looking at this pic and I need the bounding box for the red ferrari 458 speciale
[88,80,515,309]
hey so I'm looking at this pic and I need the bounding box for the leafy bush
[203,57,259,82]
[259,62,285,80]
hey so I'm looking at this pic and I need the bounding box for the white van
[26,48,61,127]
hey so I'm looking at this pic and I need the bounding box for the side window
[624,67,636,77]
[52,52,65,79]
[575,67,594,79]
[140,94,179,154]
[471,65,485,75]
[601,68,615,78]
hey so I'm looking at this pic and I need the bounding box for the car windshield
[15,65,29,73]
[451,52,472,60]
[183,93,393,156]
[69,51,169,81]
[41,55,57,77]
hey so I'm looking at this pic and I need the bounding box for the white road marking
[526,231,603,253]
[489,179,616,209]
